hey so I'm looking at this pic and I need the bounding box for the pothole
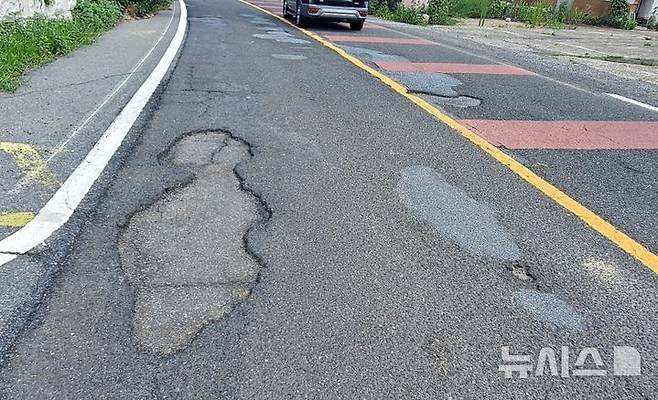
[421,94,481,109]
[507,263,536,283]
[118,131,264,355]
[388,71,462,97]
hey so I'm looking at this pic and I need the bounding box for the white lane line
[0,0,188,264]
[604,93,658,113]
[559,43,607,55]
[9,5,176,195]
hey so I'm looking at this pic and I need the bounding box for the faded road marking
[0,142,60,187]
[324,35,435,45]
[272,53,307,60]
[240,0,658,274]
[0,212,34,228]
[376,61,533,75]
[604,93,658,113]
[460,120,658,149]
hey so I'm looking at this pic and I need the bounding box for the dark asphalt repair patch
[118,131,265,355]
[397,165,521,261]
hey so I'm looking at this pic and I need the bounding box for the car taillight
[358,9,367,16]
[308,5,320,13]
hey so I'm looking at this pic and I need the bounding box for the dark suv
[283,0,368,30]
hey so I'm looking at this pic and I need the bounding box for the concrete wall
[0,0,77,20]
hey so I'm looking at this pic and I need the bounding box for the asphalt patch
[397,165,521,261]
[118,132,263,355]
[513,289,586,331]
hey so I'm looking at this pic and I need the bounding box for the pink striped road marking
[459,120,658,150]
[376,61,533,75]
[324,35,435,45]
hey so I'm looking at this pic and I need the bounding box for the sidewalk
[0,4,179,239]
[0,2,182,357]
[427,19,658,85]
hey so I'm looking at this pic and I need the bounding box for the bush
[391,4,427,24]
[451,0,483,18]
[600,0,636,29]
[116,0,171,17]
[0,0,123,91]
[369,0,427,25]
[427,0,456,24]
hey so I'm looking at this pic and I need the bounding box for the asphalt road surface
[0,0,657,398]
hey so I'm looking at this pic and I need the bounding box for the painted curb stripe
[0,0,188,264]
[240,0,658,274]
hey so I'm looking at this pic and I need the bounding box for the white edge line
[0,0,188,264]
[8,7,177,195]
[604,93,658,113]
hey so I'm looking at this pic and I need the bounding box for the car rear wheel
[283,0,291,18]
[350,20,364,30]
[295,2,308,27]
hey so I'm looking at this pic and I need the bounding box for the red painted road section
[376,61,533,75]
[460,120,658,150]
[324,35,435,45]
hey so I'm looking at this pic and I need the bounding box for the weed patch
[0,0,172,91]
[369,0,428,25]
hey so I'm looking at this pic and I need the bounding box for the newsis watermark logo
[498,346,641,378]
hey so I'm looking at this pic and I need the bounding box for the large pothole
[118,131,263,355]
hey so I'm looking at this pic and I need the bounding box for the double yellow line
[239,0,658,274]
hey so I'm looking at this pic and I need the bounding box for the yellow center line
[239,0,658,274]
[0,212,35,228]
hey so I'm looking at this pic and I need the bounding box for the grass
[370,0,600,28]
[370,0,428,25]
[0,0,171,92]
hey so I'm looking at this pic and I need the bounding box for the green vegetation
[427,0,456,25]
[595,0,636,29]
[0,0,171,92]
[369,0,632,29]
[369,0,428,25]
[117,0,171,17]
